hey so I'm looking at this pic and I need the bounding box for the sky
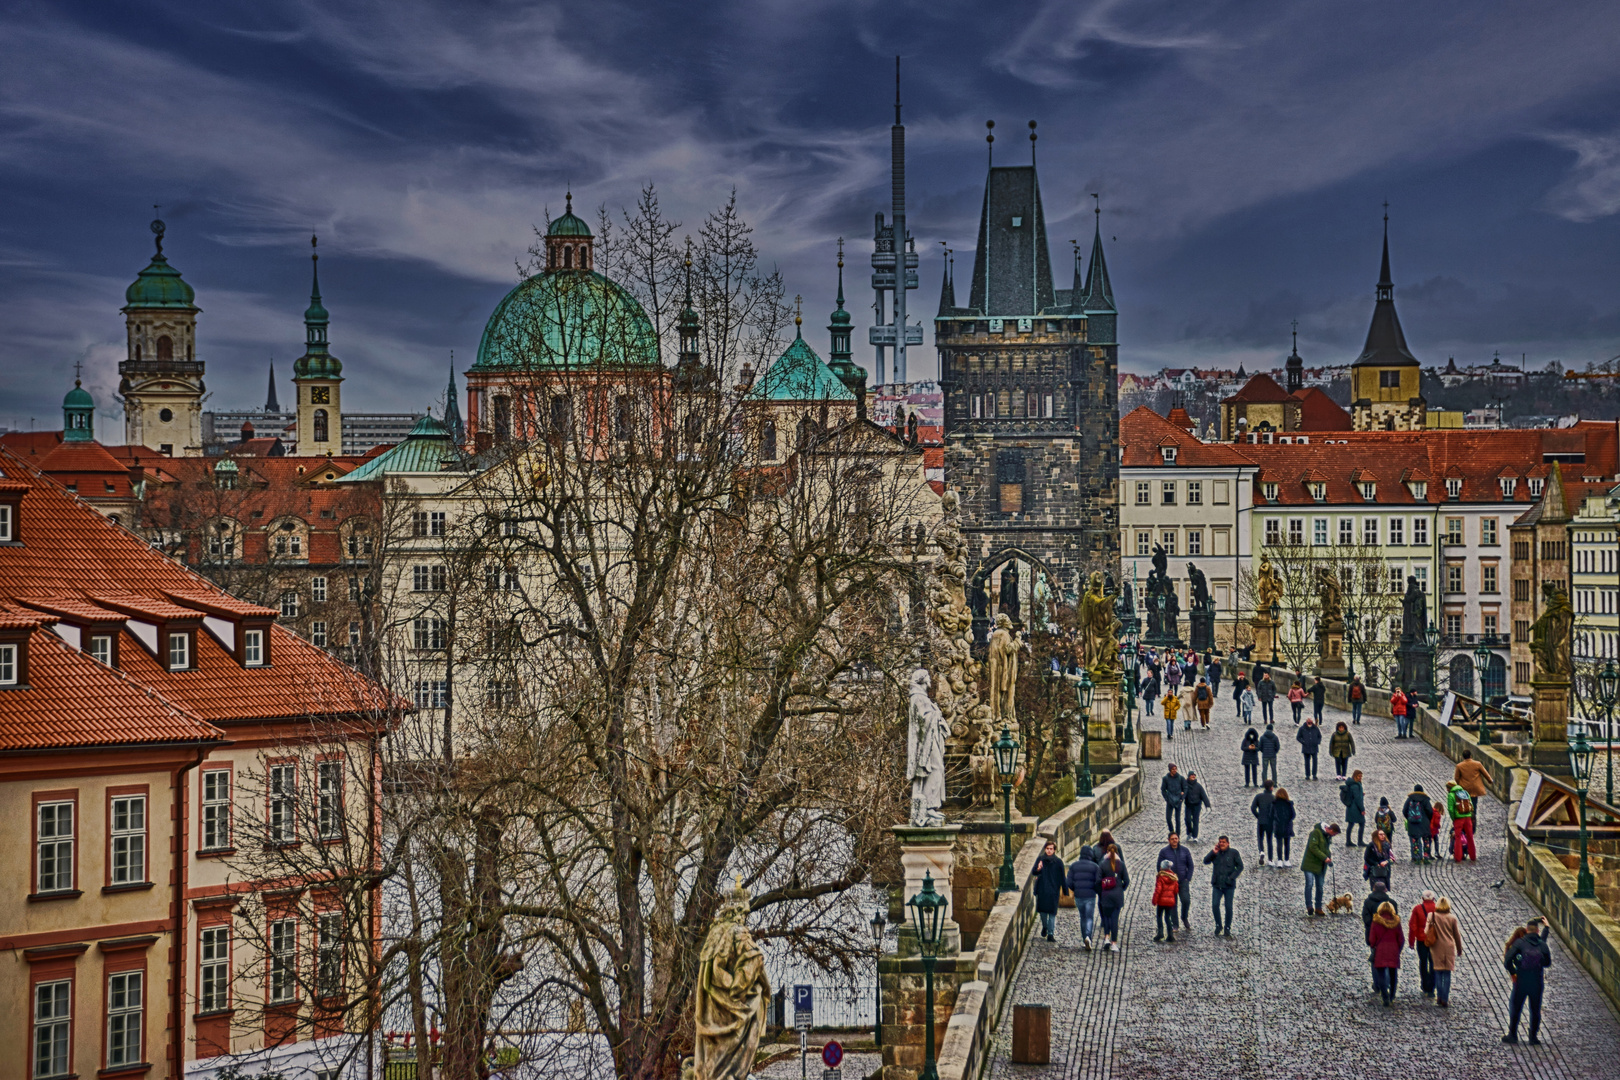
[5,0,1620,435]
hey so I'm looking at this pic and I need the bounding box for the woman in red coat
[1369,900,1406,1006]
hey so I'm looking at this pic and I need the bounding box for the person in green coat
[1301,821,1340,916]
[1328,721,1356,780]
[1340,769,1367,847]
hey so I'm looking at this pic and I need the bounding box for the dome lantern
[544,192,595,272]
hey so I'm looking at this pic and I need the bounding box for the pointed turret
[1354,214,1416,369]
[1348,211,1425,431]
[444,358,465,444]
[265,362,280,412]
[826,241,868,416]
[293,235,343,454]
[936,246,957,316]
[673,243,709,390]
[1080,204,1116,345]
[1285,322,1304,393]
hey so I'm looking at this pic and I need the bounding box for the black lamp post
[1075,669,1095,797]
[1424,621,1441,708]
[869,909,885,1046]
[1268,601,1281,665]
[1569,729,1597,899]
[1121,634,1138,744]
[1597,660,1619,807]
[993,725,1020,893]
[1344,598,1358,682]
[1474,642,1493,745]
[907,872,947,1080]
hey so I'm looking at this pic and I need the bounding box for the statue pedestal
[1530,677,1573,770]
[1254,616,1279,662]
[1086,676,1122,775]
[1317,630,1348,679]
[1189,609,1215,653]
[891,824,964,957]
[1397,641,1435,702]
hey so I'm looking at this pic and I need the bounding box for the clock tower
[119,216,204,455]
[293,235,344,455]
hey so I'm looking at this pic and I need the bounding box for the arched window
[564,246,573,269]
[762,419,777,460]
[135,343,142,361]
[493,396,512,441]
[156,335,173,362]
[313,408,328,443]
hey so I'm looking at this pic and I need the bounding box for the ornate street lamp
[1569,729,1597,899]
[1075,669,1095,798]
[1344,597,1358,682]
[1472,640,1494,746]
[1424,621,1441,708]
[907,872,948,1080]
[993,726,1020,893]
[1268,601,1281,666]
[869,909,886,1046]
[1597,660,1620,807]
[1120,633,1138,745]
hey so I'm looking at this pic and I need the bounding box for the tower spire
[265,361,280,412]
[1377,202,1393,301]
[444,352,465,443]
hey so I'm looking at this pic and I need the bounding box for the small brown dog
[1325,893,1354,915]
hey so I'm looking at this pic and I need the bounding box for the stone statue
[1254,556,1283,616]
[1530,582,1574,679]
[1145,544,1180,642]
[1316,567,1343,632]
[1187,562,1212,613]
[987,613,1020,725]
[1401,575,1426,642]
[907,668,948,827]
[998,562,1021,622]
[693,880,770,1080]
[1151,541,1169,583]
[1078,571,1121,677]
[927,489,988,745]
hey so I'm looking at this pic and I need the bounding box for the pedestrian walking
[1203,835,1244,936]
[1240,686,1256,724]
[1251,779,1277,863]
[1096,845,1129,951]
[1297,717,1322,779]
[1208,655,1223,698]
[1362,880,1398,991]
[1301,821,1340,915]
[1258,672,1276,724]
[1162,688,1180,739]
[1152,859,1181,942]
[1031,840,1067,941]
[1193,677,1213,728]
[1392,685,1411,738]
[1429,801,1445,859]
[1142,668,1160,716]
[1231,671,1249,717]
[1348,675,1366,725]
[1159,833,1194,930]
[1453,748,1490,800]
[1369,901,1406,1006]
[1409,889,1438,997]
[1329,721,1356,780]
[1065,844,1101,948]
[1166,660,1183,695]
[1503,917,1553,1044]
[1161,763,1187,835]
[1270,787,1297,866]
[1402,784,1435,861]
[1288,681,1305,725]
[1259,722,1281,784]
[1184,771,1211,840]
[1341,770,1367,847]
[1374,797,1398,842]
[1429,896,1463,1006]
[1447,781,1477,861]
[1364,829,1394,889]
[1310,676,1327,723]
[1241,728,1261,787]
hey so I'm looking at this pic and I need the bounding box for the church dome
[63,382,94,409]
[124,252,197,311]
[473,269,659,370]
[547,209,593,238]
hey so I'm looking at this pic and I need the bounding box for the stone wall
[1506,803,1620,1013]
[951,815,1038,948]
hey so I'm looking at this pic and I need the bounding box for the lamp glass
[870,909,885,946]
[1269,601,1280,621]
[1600,661,1620,708]
[1569,730,1595,785]
[1077,670,1094,711]
[992,726,1018,778]
[906,872,946,957]
[1424,622,1440,648]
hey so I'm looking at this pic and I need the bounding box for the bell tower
[119,215,204,455]
[293,235,344,455]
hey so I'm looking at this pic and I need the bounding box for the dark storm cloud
[4,0,1620,426]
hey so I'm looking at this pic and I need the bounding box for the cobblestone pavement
[985,693,1620,1080]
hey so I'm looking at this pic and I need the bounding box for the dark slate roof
[966,166,1056,317]
[1353,229,1419,368]
[1080,220,1115,314]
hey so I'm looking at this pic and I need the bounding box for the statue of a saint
[1187,562,1212,613]
[907,669,948,827]
[1530,582,1574,679]
[1255,556,1283,616]
[693,880,770,1080]
[987,613,1020,725]
[1078,571,1121,676]
[1317,567,1343,632]
[1401,575,1427,642]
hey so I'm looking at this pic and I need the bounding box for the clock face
[311,386,331,404]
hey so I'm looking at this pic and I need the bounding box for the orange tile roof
[1222,373,1291,404]
[1120,407,1256,468]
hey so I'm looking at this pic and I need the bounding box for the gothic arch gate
[968,548,1062,653]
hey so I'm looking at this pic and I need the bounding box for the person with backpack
[1504,917,1553,1043]
[1391,685,1411,738]
[1257,672,1277,724]
[1162,688,1181,740]
[1166,659,1183,698]
[1364,829,1394,889]
[1183,770,1211,840]
[1269,787,1297,867]
[1241,728,1261,787]
[1341,769,1367,847]
[1447,781,1477,861]
[1259,723,1281,785]
[1429,896,1463,1006]
[1251,779,1277,863]
[1403,785,1435,861]
[1297,718,1322,779]
[1409,889,1439,998]
[1287,681,1306,725]
[1203,835,1244,936]
[1369,901,1406,1006]
[1161,764,1187,836]
[1328,721,1356,780]
[1348,675,1367,725]
[1300,820,1339,915]
[1374,797,1399,843]
[1193,677,1214,729]
[1151,858,1182,942]
[1310,676,1327,723]
[1095,845,1129,951]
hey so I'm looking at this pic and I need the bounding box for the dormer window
[1161,445,1178,464]
[1358,481,1376,501]
[244,629,265,666]
[88,634,114,667]
[0,502,14,542]
[1500,477,1517,498]
[1308,482,1326,502]
[1446,478,1462,499]
[1529,478,1545,497]
[1408,481,1427,501]
[167,631,192,671]
[0,641,20,686]
[1262,482,1279,503]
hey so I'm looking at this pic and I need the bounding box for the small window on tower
[313,409,329,443]
[159,408,174,423]
[156,335,173,362]
[1379,370,1401,389]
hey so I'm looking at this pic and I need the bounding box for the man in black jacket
[1402,784,1435,861]
[1161,764,1187,835]
[1202,835,1244,936]
[1251,780,1276,862]
[1504,917,1553,1044]
[1158,833,1195,930]
[1259,723,1281,785]
[1310,676,1327,722]
[1297,718,1323,780]
[1183,771,1212,840]
[1257,672,1277,724]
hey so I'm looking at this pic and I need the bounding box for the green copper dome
[63,382,94,409]
[547,210,593,238]
[750,331,855,402]
[124,253,197,311]
[473,269,659,370]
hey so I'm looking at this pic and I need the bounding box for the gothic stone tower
[937,162,1120,622]
[119,216,204,455]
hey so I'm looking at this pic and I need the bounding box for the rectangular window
[1339,518,1354,545]
[199,927,231,1013]
[244,629,264,666]
[1160,531,1177,556]
[1313,518,1328,546]
[110,794,146,885]
[1484,613,1498,638]
[1187,530,1203,556]
[1366,518,1382,546]
[201,770,231,851]
[1264,519,1281,546]
[88,634,113,666]
[1389,566,1405,594]
[485,681,517,707]
[310,576,327,603]
[1414,565,1428,591]
[0,504,12,542]
[413,618,447,651]
[269,919,297,1003]
[0,642,16,685]
[413,681,448,709]
[1161,481,1176,506]
[168,631,190,670]
[347,576,361,602]
[411,511,429,538]
[1135,481,1151,506]
[106,971,143,1068]
[269,764,296,843]
[1287,519,1304,545]
[1214,480,1230,505]
[1413,518,1428,545]
[1481,518,1498,545]
[348,621,361,647]
[1445,518,1464,545]
[1446,565,1464,594]
[279,591,299,619]
[33,980,70,1079]
[1445,613,1462,639]
[1136,531,1151,557]
[997,451,1024,514]
[430,512,446,537]
[36,801,74,893]
[310,621,327,648]
[317,913,343,999]
[1482,565,1498,593]
[1186,481,1202,506]
[1387,517,1402,545]
[317,760,342,840]
[1379,369,1401,388]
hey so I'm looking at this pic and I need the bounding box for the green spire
[294,234,342,379]
[824,240,868,412]
[63,365,94,442]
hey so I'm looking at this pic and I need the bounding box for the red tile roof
[1291,387,1353,431]
[1222,373,1292,404]
[1120,407,1256,468]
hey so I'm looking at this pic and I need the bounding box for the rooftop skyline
[4,1,1620,430]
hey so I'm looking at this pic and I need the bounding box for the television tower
[869,57,921,386]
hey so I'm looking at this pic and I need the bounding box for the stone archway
[967,547,1061,651]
